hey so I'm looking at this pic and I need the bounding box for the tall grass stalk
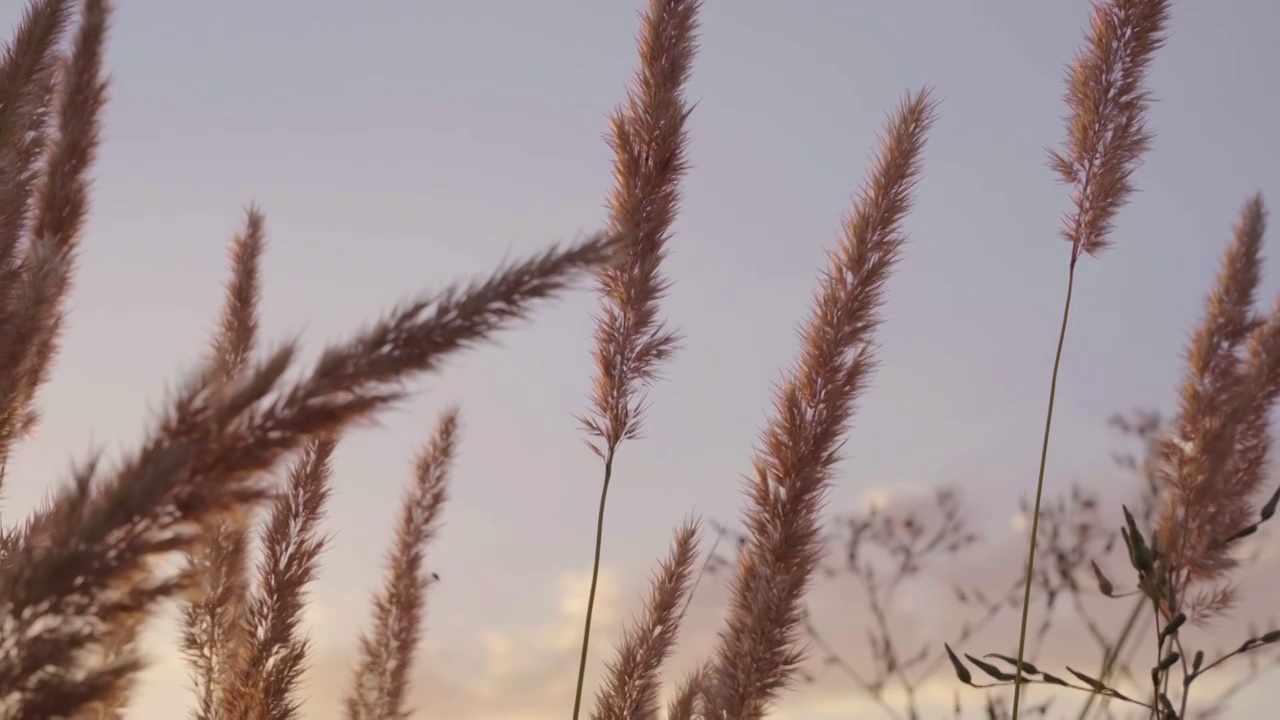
[571,0,700,716]
[1010,0,1170,715]
[1012,249,1078,716]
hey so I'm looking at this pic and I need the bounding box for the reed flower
[1011,1,1170,714]
[1156,196,1274,622]
[572,1,700,717]
[346,409,459,720]
[702,89,937,719]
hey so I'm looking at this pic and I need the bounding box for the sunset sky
[3,1,1279,718]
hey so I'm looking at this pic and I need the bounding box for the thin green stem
[1012,251,1079,718]
[571,447,615,720]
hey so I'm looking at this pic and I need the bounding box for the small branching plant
[950,194,1280,718]
[945,490,1280,720]
[941,0,1280,717]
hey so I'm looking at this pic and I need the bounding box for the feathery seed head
[1048,0,1170,259]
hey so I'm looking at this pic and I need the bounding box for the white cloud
[1010,509,1029,533]
[861,488,893,512]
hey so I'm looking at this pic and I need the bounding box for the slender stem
[571,447,616,720]
[1075,594,1147,720]
[1175,636,1192,719]
[1012,250,1079,718]
[1149,598,1165,719]
[804,615,907,720]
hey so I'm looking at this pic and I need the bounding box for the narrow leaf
[1066,667,1107,692]
[984,653,1040,676]
[1160,613,1186,641]
[1090,560,1115,597]
[965,653,1016,682]
[944,644,973,685]
[1261,484,1280,521]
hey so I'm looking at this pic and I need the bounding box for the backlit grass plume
[346,409,459,720]
[701,88,937,719]
[591,520,700,719]
[219,434,339,720]
[1156,196,1275,620]
[1011,0,1171,715]
[573,0,701,717]
[0,0,103,483]
[0,10,627,701]
[181,207,265,720]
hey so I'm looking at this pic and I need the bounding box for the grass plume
[0,0,73,326]
[702,88,937,719]
[573,0,700,717]
[0,0,104,481]
[219,435,338,720]
[591,520,699,720]
[0,226,622,715]
[181,206,265,720]
[1156,196,1274,619]
[346,409,459,720]
[1011,0,1170,715]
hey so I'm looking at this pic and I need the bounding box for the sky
[3,0,1280,718]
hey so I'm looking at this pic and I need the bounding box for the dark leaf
[1066,667,1107,692]
[1262,484,1280,521]
[965,653,1016,682]
[1160,613,1186,641]
[1090,560,1115,597]
[984,653,1040,676]
[945,644,973,685]
[1040,672,1070,686]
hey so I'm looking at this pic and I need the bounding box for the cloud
[294,567,625,719]
[121,518,1280,719]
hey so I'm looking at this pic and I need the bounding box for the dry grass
[698,89,936,720]
[573,0,699,714]
[182,207,265,720]
[1011,0,1171,714]
[592,520,700,720]
[0,0,1275,719]
[346,409,458,720]
[1156,197,1273,612]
